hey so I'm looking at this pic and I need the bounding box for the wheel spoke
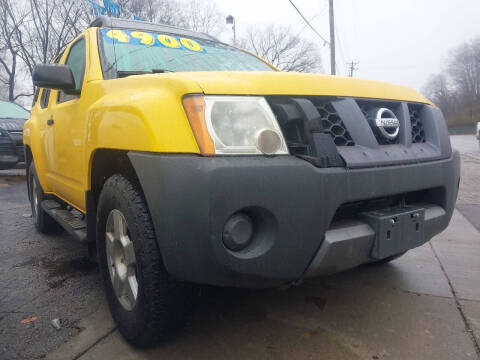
[122,239,136,266]
[105,232,116,268]
[113,211,126,239]
[112,271,125,296]
[126,275,138,305]
[106,231,115,249]
[106,231,115,243]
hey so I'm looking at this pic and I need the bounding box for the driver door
[48,35,88,208]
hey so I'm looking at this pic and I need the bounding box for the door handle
[47,118,54,126]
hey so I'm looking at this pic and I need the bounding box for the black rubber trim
[86,190,96,243]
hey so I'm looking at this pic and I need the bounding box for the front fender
[85,86,201,189]
[86,88,200,153]
[23,115,51,192]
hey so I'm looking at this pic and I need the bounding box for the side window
[32,88,40,107]
[58,38,86,103]
[40,89,50,109]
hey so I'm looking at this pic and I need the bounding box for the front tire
[96,174,194,347]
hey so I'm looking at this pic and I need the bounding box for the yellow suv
[24,16,460,346]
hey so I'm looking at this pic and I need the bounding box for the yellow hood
[157,71,431,104]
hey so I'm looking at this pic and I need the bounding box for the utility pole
[226,15,236,46]
[329,0,336,75]
[347,61,359,77]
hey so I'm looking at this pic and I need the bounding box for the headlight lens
[184,95,288,155]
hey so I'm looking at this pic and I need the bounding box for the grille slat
[312,100,354,147]
[408,104,426,143]
[16,145,25,161]
[0,143,14,155]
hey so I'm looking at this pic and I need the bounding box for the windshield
[99,28,275,78]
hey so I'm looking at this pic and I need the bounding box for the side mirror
[32,64,79,95]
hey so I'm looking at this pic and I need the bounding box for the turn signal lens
[182,95,215,155]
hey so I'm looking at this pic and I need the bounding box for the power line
[287,0,330,46]
[296,0,330,36]
[296,14,320,38]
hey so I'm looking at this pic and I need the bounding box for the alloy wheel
[105,209,138,311]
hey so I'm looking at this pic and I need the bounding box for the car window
[58,37,86,103]
[32,88,40,107]
[40,89,50,109]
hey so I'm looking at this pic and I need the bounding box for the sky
[214,0,480,92]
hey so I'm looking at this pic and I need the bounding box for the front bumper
[129,152,460,288]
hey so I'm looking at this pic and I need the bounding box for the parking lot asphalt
[1,135,479,360]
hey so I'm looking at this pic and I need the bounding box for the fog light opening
[222,213,254,251]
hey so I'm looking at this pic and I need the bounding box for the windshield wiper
[117,69,174,78]
[151,69,174,73]
[117,70,150,78]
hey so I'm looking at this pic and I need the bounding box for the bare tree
[117,0,181,25]
[423,35,480,125]
[2,0,90,103]
[177,0,224,35]
[423,74,456,116]
[58,1,95,42]
[448,38,480,106]
[0,84,7,101]
[117,0,223,35]
[240,25,322,73]
[0,0,32,102]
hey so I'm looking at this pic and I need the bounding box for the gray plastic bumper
[304,204,445,277]
[129,151,460,288]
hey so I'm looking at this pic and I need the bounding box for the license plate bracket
[359,206,425,260]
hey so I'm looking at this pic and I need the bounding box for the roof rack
[89,16,218,42]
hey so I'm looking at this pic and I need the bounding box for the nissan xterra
[24,16,460,346]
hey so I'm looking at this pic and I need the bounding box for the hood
[155,71,431,104]
[0,118,25,132]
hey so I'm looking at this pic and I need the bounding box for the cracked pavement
[1,135,480,360]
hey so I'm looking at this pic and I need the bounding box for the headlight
[183,95,288,155]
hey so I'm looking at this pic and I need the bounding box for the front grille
[267,95,438,168]
[311,98,354,146]
[0,130,23,159]
[16,145,25,161]
[11,132,24,161]
[409,104,426,143]
[0,140,14,155]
